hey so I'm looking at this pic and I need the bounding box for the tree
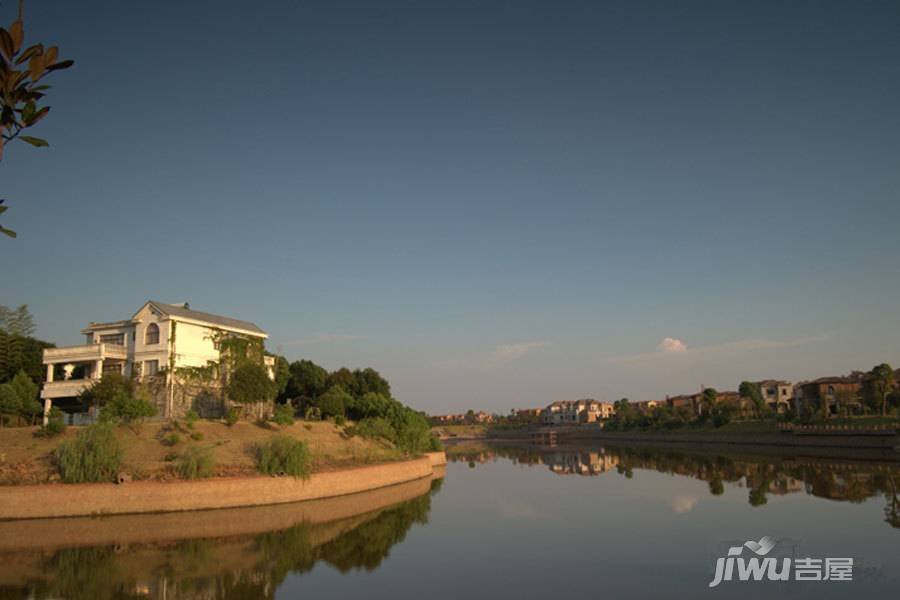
[0,368,39,425]
[285,359,328,404]
[271,354,290,401]
[739,381,766,417]
[1,3,75,238]
[0,304,53,385]
[317,385,351,419]
[869,363,895,417]
[79,373,134,412]
[226,362,277,420]
[327,368,355,395]
[701,388,718,416]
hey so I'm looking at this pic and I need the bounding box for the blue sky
[3,1,899,413]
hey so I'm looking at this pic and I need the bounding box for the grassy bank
[431,424,487,439]
[0,420,407,485]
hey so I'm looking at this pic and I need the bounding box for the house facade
[541,399,615,424]
[42,301,274,420]
[755,380,794,413]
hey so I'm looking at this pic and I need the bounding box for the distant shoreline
[486,426,900,454]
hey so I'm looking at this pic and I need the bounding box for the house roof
[82,319,136,333]
[144,301,267,337]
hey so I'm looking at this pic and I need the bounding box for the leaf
[0,226,16,239]
[0,28,14,61]
[15,43,43,65]
[46,59,74,72]
[24,106,49,126]
[19,136,49,147]
[8,20,23,53]
[44,46,58,65]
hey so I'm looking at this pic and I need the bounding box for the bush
[175,446,216,479]
[272,403,295,427]
[304,406,321,421]
[334,415,346,426]
[40,407,67,437]
[185,409,199,429]
[427,436,443,452]
[303,423,313,431]
[99,389,157,424]
[346,417,396,443]
[256,435,311,479]
[55,423,123,483]
[162,432,181,447]
[316,385,350,419]
[225,407,240,426]
[190,431,204,441]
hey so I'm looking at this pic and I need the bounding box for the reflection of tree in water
[469,441,900,528]
[1,487,438,600]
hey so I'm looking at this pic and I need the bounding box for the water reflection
[0,477,442,600]
[447,441,900,529]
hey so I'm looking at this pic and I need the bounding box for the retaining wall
[0,452,446,521]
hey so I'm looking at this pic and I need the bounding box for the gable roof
[141,301,267,337]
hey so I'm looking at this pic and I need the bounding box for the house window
[145,360,159,377]
[100,333,125,346]
[145,323,160,345]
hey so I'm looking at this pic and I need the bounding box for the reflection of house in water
[545,451,618,476]
[766,475,805,495]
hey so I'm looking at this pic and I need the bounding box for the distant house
[634,400,661,414]
[666,394,697,415]
[541,399,614,424]
[795,376,863,416]
[755,380,794,413]
[41,301,274,421]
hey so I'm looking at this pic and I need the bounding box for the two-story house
[42,300,274,420]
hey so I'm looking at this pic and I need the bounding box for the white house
[42,301,274,420]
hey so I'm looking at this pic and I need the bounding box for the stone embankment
[0,451,446,520]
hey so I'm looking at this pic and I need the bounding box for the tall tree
[739,381,766,417]
[870,363,895,417]
[1,2,75,238]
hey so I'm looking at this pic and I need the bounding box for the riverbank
[487,424,900,452]
[0,420,409,485]
[0,451,446,520]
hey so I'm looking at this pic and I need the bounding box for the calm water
[1,442,898,599]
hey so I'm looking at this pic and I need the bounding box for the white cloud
[493,341,548,363]
[657,337,687,353]
[281,333,360,346]
[670,495,699,514]
[611,333,829,364]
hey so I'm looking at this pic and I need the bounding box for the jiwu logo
[708,536,853,587]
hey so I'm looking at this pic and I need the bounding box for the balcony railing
[41,379,93,399]
[43,343,128,363]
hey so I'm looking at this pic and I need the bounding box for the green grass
[256,435,311,479]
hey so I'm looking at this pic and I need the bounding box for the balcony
[43,343,128,364]
[41,379,93,399]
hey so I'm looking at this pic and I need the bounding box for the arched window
[145,323,160,345]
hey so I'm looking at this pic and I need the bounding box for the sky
[3,1,900,414]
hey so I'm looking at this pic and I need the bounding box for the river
[1,441,898,598]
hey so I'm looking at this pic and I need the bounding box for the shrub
[225,407,240,426]
[304,406,321,421]
[185,410,200,429]
[55,423,123,483]
[346,417,396,444]
[256,435,311,479]
[316,385,350,419]
[427,436,443,452]
[162,432,181,447]
[40,407,67,437]
[272,403,295,427]
[99,389,157,424]
[334,415,346,426]
[190,431,204,441]
[175,446,216,479]
[303,423,313,431]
